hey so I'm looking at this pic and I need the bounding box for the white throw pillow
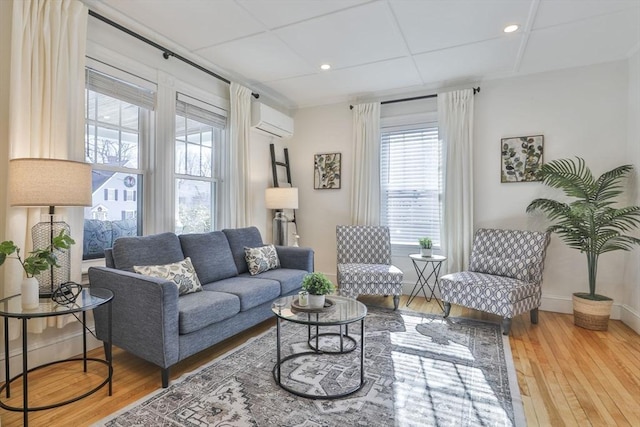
[244,245,280,276]
[134,257,203,295]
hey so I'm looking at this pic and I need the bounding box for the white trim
[540,293,623,320]
[620,304,640,334]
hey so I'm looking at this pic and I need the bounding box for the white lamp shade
[9,158,93,207]
[265,187,298,210]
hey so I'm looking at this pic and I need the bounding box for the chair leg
[502,318,512,335]
[443,302,451,318]
[393,295,399,310]
[530,308,539,324]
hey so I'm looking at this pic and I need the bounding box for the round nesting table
[271,295,367,399]
[0,288,113,427]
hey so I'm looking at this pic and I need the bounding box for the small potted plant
[302,272,335,308]
[419,237,433,257]
[0,230,75,308]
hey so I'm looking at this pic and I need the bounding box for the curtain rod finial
[473,87,481,95]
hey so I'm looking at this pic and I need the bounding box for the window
[380,124,442,247]
[174,94,226,234]
[83,68,155,259]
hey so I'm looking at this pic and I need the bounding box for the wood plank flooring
[1,295,638,426]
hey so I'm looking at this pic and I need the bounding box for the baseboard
[540,293,623,320]
[620,304,640,334]
[0,326,103,382]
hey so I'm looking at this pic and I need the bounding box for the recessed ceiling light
[320,64,331,71]
[503,24,519,33]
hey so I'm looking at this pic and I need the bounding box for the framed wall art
[501,135,544,183]
[314,153,341,189]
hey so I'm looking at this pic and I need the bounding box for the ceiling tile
[521,10,640,74]
[534,0,640,29]
[101,0,265,50]
[273,1,408,69]
[267,58,423,107]
[197,33,316,82]
[237,0,368,29]
[413,36,522,83]
[390,0,532,54]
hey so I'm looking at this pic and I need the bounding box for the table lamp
[8,158,92,296]
[265,187,298,246]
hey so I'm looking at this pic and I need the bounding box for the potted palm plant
[526,158,640,330]
[419,237,433,257]
[302,272,335,308]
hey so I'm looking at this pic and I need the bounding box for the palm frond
[540,157,595,199]
[593,164,633,202]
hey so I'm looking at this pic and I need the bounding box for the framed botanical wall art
[314,153,341,189]
[501,135,544,183]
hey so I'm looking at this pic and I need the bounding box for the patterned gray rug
[95,306,525,427]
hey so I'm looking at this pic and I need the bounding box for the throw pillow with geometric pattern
[469,255,531,281]
[244,245,280,276]
[133,257,202,295]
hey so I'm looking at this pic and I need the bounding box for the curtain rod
[349,87,480,110]
[88,10,259,99]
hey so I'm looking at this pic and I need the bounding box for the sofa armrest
[88,266,180,369]
[275,246,314,272]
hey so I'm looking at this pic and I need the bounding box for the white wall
[290,60,636,324]
[623,48,640,332]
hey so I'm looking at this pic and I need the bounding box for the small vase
[308,294,325,309]
[420,248,432,257]
[21,277,40,309]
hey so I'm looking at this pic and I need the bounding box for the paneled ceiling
[86,0,640,109]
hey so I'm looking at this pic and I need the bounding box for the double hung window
[83,68,155,259]
[380,124,442,247]
[174,94,226,234]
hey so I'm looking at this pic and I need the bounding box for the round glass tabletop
[272,294,367,326]
[0,287,113,318]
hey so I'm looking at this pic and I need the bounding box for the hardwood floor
[1,295,638,426]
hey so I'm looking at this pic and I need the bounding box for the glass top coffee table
[271,295,367,399]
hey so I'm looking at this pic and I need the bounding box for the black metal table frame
[0,292,113,427]
[273,312,365,400]
[407,257,445,310]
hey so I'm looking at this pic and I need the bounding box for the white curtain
[351,102,381,225]
[4,0,87,334]
[227,83,252,228]
[439,89,475,273]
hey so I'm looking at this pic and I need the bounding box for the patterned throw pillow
[469,255,531,281]
[133,257,203,295]
[244,245,280,276]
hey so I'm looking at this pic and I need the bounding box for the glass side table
[407,254,447,310]
[0,287,113,427]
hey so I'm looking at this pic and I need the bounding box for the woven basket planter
[572,294,613,331]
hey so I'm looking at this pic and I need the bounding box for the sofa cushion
[179,231,238,283]
[469,255,532,281]
[111,232,184,272]
[244,244,280,275]
[246,268,306,295]
[134,257,202,295]
[222,227,264,274]
[202,276,280,312]
[177,290,240,334]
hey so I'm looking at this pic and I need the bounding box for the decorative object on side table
[8,158,92,296]
[526,157,640,330]
[501,135,543,182]
[0,231,75,309]
[301,272,336,308]
[419,237,433,257]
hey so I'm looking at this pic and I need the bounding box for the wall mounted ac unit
[251,102,294,139]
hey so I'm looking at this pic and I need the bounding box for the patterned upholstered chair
[336,225,403,309]
[440,228,550,335]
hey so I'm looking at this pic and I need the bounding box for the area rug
[94,306,525,427]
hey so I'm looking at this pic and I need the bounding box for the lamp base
[272,212,290,246]
[31,219,71,297]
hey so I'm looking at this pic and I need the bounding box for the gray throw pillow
[244,245,280,276]
[134,257,203,295]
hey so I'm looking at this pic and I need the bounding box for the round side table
[407,254,447,310]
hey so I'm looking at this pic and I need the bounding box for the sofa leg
[530,308,539,324]
[502,318,512,335]
[393,295,400,310]
[443,302,451,318]
[161,368,170,388]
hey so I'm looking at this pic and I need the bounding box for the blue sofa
[88,226,313,387]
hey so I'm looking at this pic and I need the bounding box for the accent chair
[440,228,550,335]
[336,225,403,309]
